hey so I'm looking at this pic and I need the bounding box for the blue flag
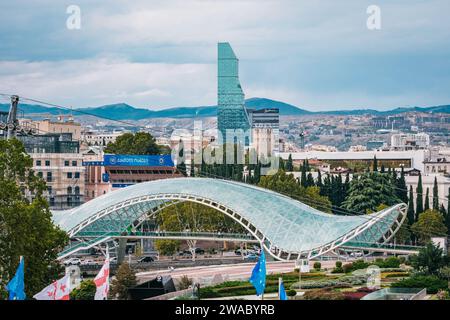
[249,250,266,296]
[279,279,288,300]
[6,257,26,300]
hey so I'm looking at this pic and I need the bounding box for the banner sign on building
[103,154,174,167]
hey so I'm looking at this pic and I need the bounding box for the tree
[396,167,408,204]
[70,280,96,300]
[439,266,450,290]
[447,188,450,235]
[416,173,424,218]
[176,140,187,176]
[410,242,445,275]
[286,154,294,172]
[372,156,378,172]
[433,176,439,211]
[342,172,400,214]
[316,170,323,190]
[109,263,137,300]
[178,275,193,290]
[104,132,162,155]
[407,186,415,226]
[394,223,412,244]
[258,170,331,212]
[306,173,315,188]
[190,158,195,177]
[411,210,447,244]
[424,188,430,211]
[0,139,68,299]
[300,160,307,187]
[154,240,180,256]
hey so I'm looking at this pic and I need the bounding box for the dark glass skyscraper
[217,42,251,145]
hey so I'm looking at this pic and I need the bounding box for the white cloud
[0,59,215,109]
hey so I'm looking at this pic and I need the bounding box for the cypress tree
[316,170,323,190]
[286,154,293,172]
[279,157,285,171]
[190,158,195,177]
[432,176,439,210]
[407,185,415,226]
[424,187,430,211]
[380,164,385,173]
[416,172,424,218]
[301,160,307,188]
[396,167,408,203]
[446,187,450,235]
[306,173,315,188]
[372,156,378,172]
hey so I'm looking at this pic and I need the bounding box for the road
[136,259,339,285]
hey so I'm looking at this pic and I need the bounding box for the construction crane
[2,95,37,139]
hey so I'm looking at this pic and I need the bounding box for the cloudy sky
[1,0,450,111]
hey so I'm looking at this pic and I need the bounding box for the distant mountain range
[1,97,449,121]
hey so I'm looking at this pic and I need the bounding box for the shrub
[178,275,193,290]
[313,262,321,270]
[343,263,354,273]
[383,272,409,279]
[335,261,343,268]
[343,292,368,300]
[303,288,344,300]
[70,280,96,300]
[391,275,447,294]
[331,267,344,274]
[375,257,400,269]
[199,287,220,299]
[352,260,369,270]
[287,289,297,297]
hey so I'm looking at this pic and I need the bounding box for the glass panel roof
[52,178,402,253]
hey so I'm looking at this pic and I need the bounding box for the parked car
[80,259,96,266]
[138,256,154,263]
[63,258,81,266]
[194,248,205,255]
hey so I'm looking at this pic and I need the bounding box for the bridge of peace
[52,177,416,261]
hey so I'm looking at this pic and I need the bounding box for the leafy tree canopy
[104,132,165,155]
[109,263,137,300]
[0,139,68,299]
[411,209,447,244]
[258,170,332,213]
[342,172,400,214]
[70,280,96,300]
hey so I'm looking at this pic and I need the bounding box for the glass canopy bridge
[52,177,410,261]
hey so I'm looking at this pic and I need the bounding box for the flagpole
[278,277,282,300]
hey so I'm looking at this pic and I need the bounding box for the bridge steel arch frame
[54,178,408,261]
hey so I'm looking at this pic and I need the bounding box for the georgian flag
[33,274,72,300]
[94,255,110,300]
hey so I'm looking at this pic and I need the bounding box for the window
[46,172,52,182]
[72,160,77,166]
[67,172,73,179]
[67,186,72,194]
[37,172,43,178]
[45,160,50,166]
[74,172,80,179]
[75,186,80,195]
[47,186,52,194]
[64,160,69,166]
[36,160,42,166]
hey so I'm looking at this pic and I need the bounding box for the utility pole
[6,95,19,139]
